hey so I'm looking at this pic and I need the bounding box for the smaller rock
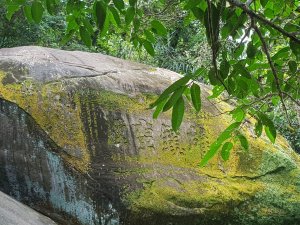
[0,191,57,225]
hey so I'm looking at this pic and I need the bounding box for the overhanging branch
[227,0,300,44]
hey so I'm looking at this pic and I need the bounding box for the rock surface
[0,46,299,225]
[0,191,57,225]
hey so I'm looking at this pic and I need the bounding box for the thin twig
[282,92,300,107]
[227,0,300,44]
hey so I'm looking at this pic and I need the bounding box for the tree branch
[227,0,300,44]
[253,23,292,126]
[282,92,300,107]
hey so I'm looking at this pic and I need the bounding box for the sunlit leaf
[265,126,276,143]
[221,142,233,161]
[125,7,135,25]
[80,27,92,47]
[290,39,300,59]
[153,98,168,119]
[255,119,263,137]
[172,97,185,131]
[150,74,192,108]
[288,60,297,73]
[6,4,21,21]
[237,134,249,151]
[31,1,44,23]
[94,1,107,30]
[143,40,155,56]
[151,20,168,36]
[144,30,155,43]
[246,42,256,59]
[163,86,186,112]
[190,83,201,112]
[230,107,245,122]
[199,141,222,167]
[113,0,125,11]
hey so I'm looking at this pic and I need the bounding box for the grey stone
[0,191,57,225]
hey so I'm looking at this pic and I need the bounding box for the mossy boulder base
[0,46,299,225]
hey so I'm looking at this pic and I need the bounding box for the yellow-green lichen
[125,176,264,215]
[0,71,160,172]
[0,72,90,172]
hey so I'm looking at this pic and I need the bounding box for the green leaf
[258,113,276,143]
[208,68,220,85]
[190,83,201,112]
[272,47,290,61]
[31,1,44,23]
[221,142,233,161]
[113,0,125,11]
[46,0,56,15]
[220,60,230,79]
[82,19,94,35]
[163,86,186,112]
[100,9,110,37]
[6,4,21,21]
[218,122,241,144]
[255,119,263,137]
[271,96,280,106]
[208,85,224,99]
[143,40,155,56]
[151,20,168,36]
[237,134,249,151]
[234,63,251,79]
[199,140,222,167]
[125,7,135,25]
[246,42,256,59]
[150,74,192,108]
[265,126,276,143]
[23,5,33,22]
[230,107,245,122]
[172,97,185,132]
[184,87,191,101]
[133,18,140,31]
[129,0,137,6]
[224,122,241,133]
[80,27,92,47]
[264,7,274,19]
[288,60,297,73]
[60,30,75,46]
[144,30,155,43]
[199,122,240,166]
[261,0,268,7]
[290,39,300,59]
[153,98,168,119]
[191,7,204,22]
[94,1,107,30]
[284,23,299,32]
[185,0,200,9]
[109,6,121,27]
[194,67,207,76]
[234,44,245,58]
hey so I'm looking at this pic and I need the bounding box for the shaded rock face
[0,46,300,225]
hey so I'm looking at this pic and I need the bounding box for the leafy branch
[227,0,300,44]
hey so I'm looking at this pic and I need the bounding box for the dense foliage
[2,0,300,163]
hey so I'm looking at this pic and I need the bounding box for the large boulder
[0,46,299,225]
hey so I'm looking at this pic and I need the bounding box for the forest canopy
[2,0,300,165]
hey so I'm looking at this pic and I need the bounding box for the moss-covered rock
[0,46,299,225]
